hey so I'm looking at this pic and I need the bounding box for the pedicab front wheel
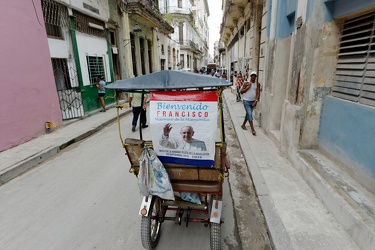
[141,196,162,249]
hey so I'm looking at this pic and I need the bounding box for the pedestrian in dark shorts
[96,76,106,112]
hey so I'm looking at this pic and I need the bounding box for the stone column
[152,28,159,72]
[121,11,134,78]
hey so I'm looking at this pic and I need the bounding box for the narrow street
[2,1,374,249]
[0,106,270,250]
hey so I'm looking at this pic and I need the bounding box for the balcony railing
[122,0,161,17]
[179,40,201,52]
[120,0,174,33]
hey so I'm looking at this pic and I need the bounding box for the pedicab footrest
[171,180,222,193]
[163,199,206,210]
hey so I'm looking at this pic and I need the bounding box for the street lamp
[133,24,142,33]
[124,24,143,46]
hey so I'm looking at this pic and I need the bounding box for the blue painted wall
[333,0,375,18]
[275,0,298,38]
[319,96,375,177]
[269,0,375,36]
[324,0,375,21]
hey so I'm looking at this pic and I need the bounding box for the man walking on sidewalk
[128,93,148,132]
[240,71,260,135]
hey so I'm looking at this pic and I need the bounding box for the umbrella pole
[218,88,225,143]
[139,92,144,141]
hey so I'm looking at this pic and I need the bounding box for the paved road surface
[1,108,260,249]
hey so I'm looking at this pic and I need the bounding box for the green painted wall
[81,85,115,112]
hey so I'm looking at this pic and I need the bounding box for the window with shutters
[180,54,184,68]
[140,37,146,75]
[333,12,375,107]
[131,33,138,77]
[148,40,153,73]
[179,25,184,44]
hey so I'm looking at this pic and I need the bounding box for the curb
[223,90,292,250]
[0,110,130,186]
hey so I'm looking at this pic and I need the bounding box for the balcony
[120,0,174,33]
[220,0,249,45]
[179,40,201,53]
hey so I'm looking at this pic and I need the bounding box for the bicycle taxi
[106,70,232,249]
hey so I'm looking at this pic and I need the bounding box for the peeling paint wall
[262,0,341,152]
[262,0,375,188]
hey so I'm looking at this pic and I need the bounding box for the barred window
[86,56,105,84]
[52,58,72,90]
[73,10,105,38]
[333,12,375,107]
[41,0,68,38]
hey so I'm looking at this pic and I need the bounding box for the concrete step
[294,149,375,250]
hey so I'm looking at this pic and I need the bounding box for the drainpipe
[152,27,158,72]
[105,28,115,82]
[237,25,240,72]
[68,8,83,89]
[256,0,263,127]
[244,20,247,70]
[255,0,262,75]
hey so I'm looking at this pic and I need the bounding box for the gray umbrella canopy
[106,70,231,91]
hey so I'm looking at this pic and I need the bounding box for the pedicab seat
[123,138,226,186]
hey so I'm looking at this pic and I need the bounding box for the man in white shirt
[240,71,260,135]
[129,93,148,132]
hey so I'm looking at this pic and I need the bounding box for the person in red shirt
[236,72,243,102]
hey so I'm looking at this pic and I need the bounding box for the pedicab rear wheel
[210,222,221,250]
[141,196,162,249]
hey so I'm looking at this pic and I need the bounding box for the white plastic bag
[180,192,201,204]
[138,147,175,200]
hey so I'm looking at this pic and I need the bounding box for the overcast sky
[207,0,223,57]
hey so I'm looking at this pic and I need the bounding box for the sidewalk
[224,88,374,250]
[0,106,130,186]
[1,89,373,249]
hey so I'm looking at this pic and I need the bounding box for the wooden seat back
[124,138,226,182]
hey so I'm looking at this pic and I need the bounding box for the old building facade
[221,0,375,248]
[159,0,210,71]
[1,0,178,151]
